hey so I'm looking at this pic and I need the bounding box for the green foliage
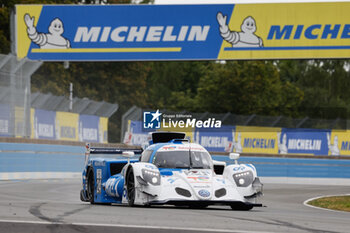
[192,61,300,115]
[145,61,207,110]
[295,60,350,118]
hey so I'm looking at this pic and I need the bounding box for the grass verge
[308,196,350,212]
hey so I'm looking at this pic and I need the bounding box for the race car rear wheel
[87,167,95,204]
[126,167,136,206]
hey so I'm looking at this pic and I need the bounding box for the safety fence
[0,104,109,143]
[0,54,41,138]
[0,53,119,142]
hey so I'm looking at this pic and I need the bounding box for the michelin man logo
[232,130,242,153]
[217,12,263,48]
[225,130,242,153]
[277,132,288,154]
[143,109,162,129]
[327,133,340,156]
[24,13,71,49]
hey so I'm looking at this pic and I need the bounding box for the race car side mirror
[122,151,135,158]
[122,151,135,164]
[229,153,240,164]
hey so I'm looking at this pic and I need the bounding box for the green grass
[308,196,350,212]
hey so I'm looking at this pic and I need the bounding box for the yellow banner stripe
[31,47,182,53]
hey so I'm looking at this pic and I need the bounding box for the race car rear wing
[149,131,186,145]
[84,143,143,167]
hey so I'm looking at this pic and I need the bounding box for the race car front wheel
[87,167,95,204]
[126,167,136,206]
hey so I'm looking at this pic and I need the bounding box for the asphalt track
[0,179,349,233]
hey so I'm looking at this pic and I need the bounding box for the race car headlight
[233,170,254,187]
[141,169,161,185]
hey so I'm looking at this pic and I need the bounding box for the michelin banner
[194,126,235,152]
[124,120,350,156]
[79,114,100,142]
[55,111,79,141]
[14,106,25,137]
[124,120,150,147]
[33,109,56,140]
[327,130,350,156]
[16,3,350,61]
[278,128,330,156]
[234,126,280,154]
[99,117,108,143]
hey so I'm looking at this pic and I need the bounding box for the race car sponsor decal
[94,161,106,167]
[161,146,177,150]
[184,170,211,176]
[105,177,124,198]
[233,166,246,172]
[144,164,158,170]
[187,176,210,183]
[198,189,211,198]
[158,145,206,152]
[215,178,225,184]
[167,178,178,184]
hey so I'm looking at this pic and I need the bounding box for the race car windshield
[153,151,212,169]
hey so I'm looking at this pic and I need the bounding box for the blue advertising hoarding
[124,120,151,146]
[124,120,350,156]
[33,109,56,140]
[278,128,330,156]
[79,114,100,142]
[194,125,235,152]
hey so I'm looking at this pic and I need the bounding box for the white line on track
[0,219,272,233]
[303,194,350,213]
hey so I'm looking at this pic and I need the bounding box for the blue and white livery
[80,132,263,210]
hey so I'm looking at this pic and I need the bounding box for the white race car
[80,132,263,210]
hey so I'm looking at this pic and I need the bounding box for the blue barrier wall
[1,143,350,179]
[0,143,85,174]
[212,155,350,178]
[0,142,85,154]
